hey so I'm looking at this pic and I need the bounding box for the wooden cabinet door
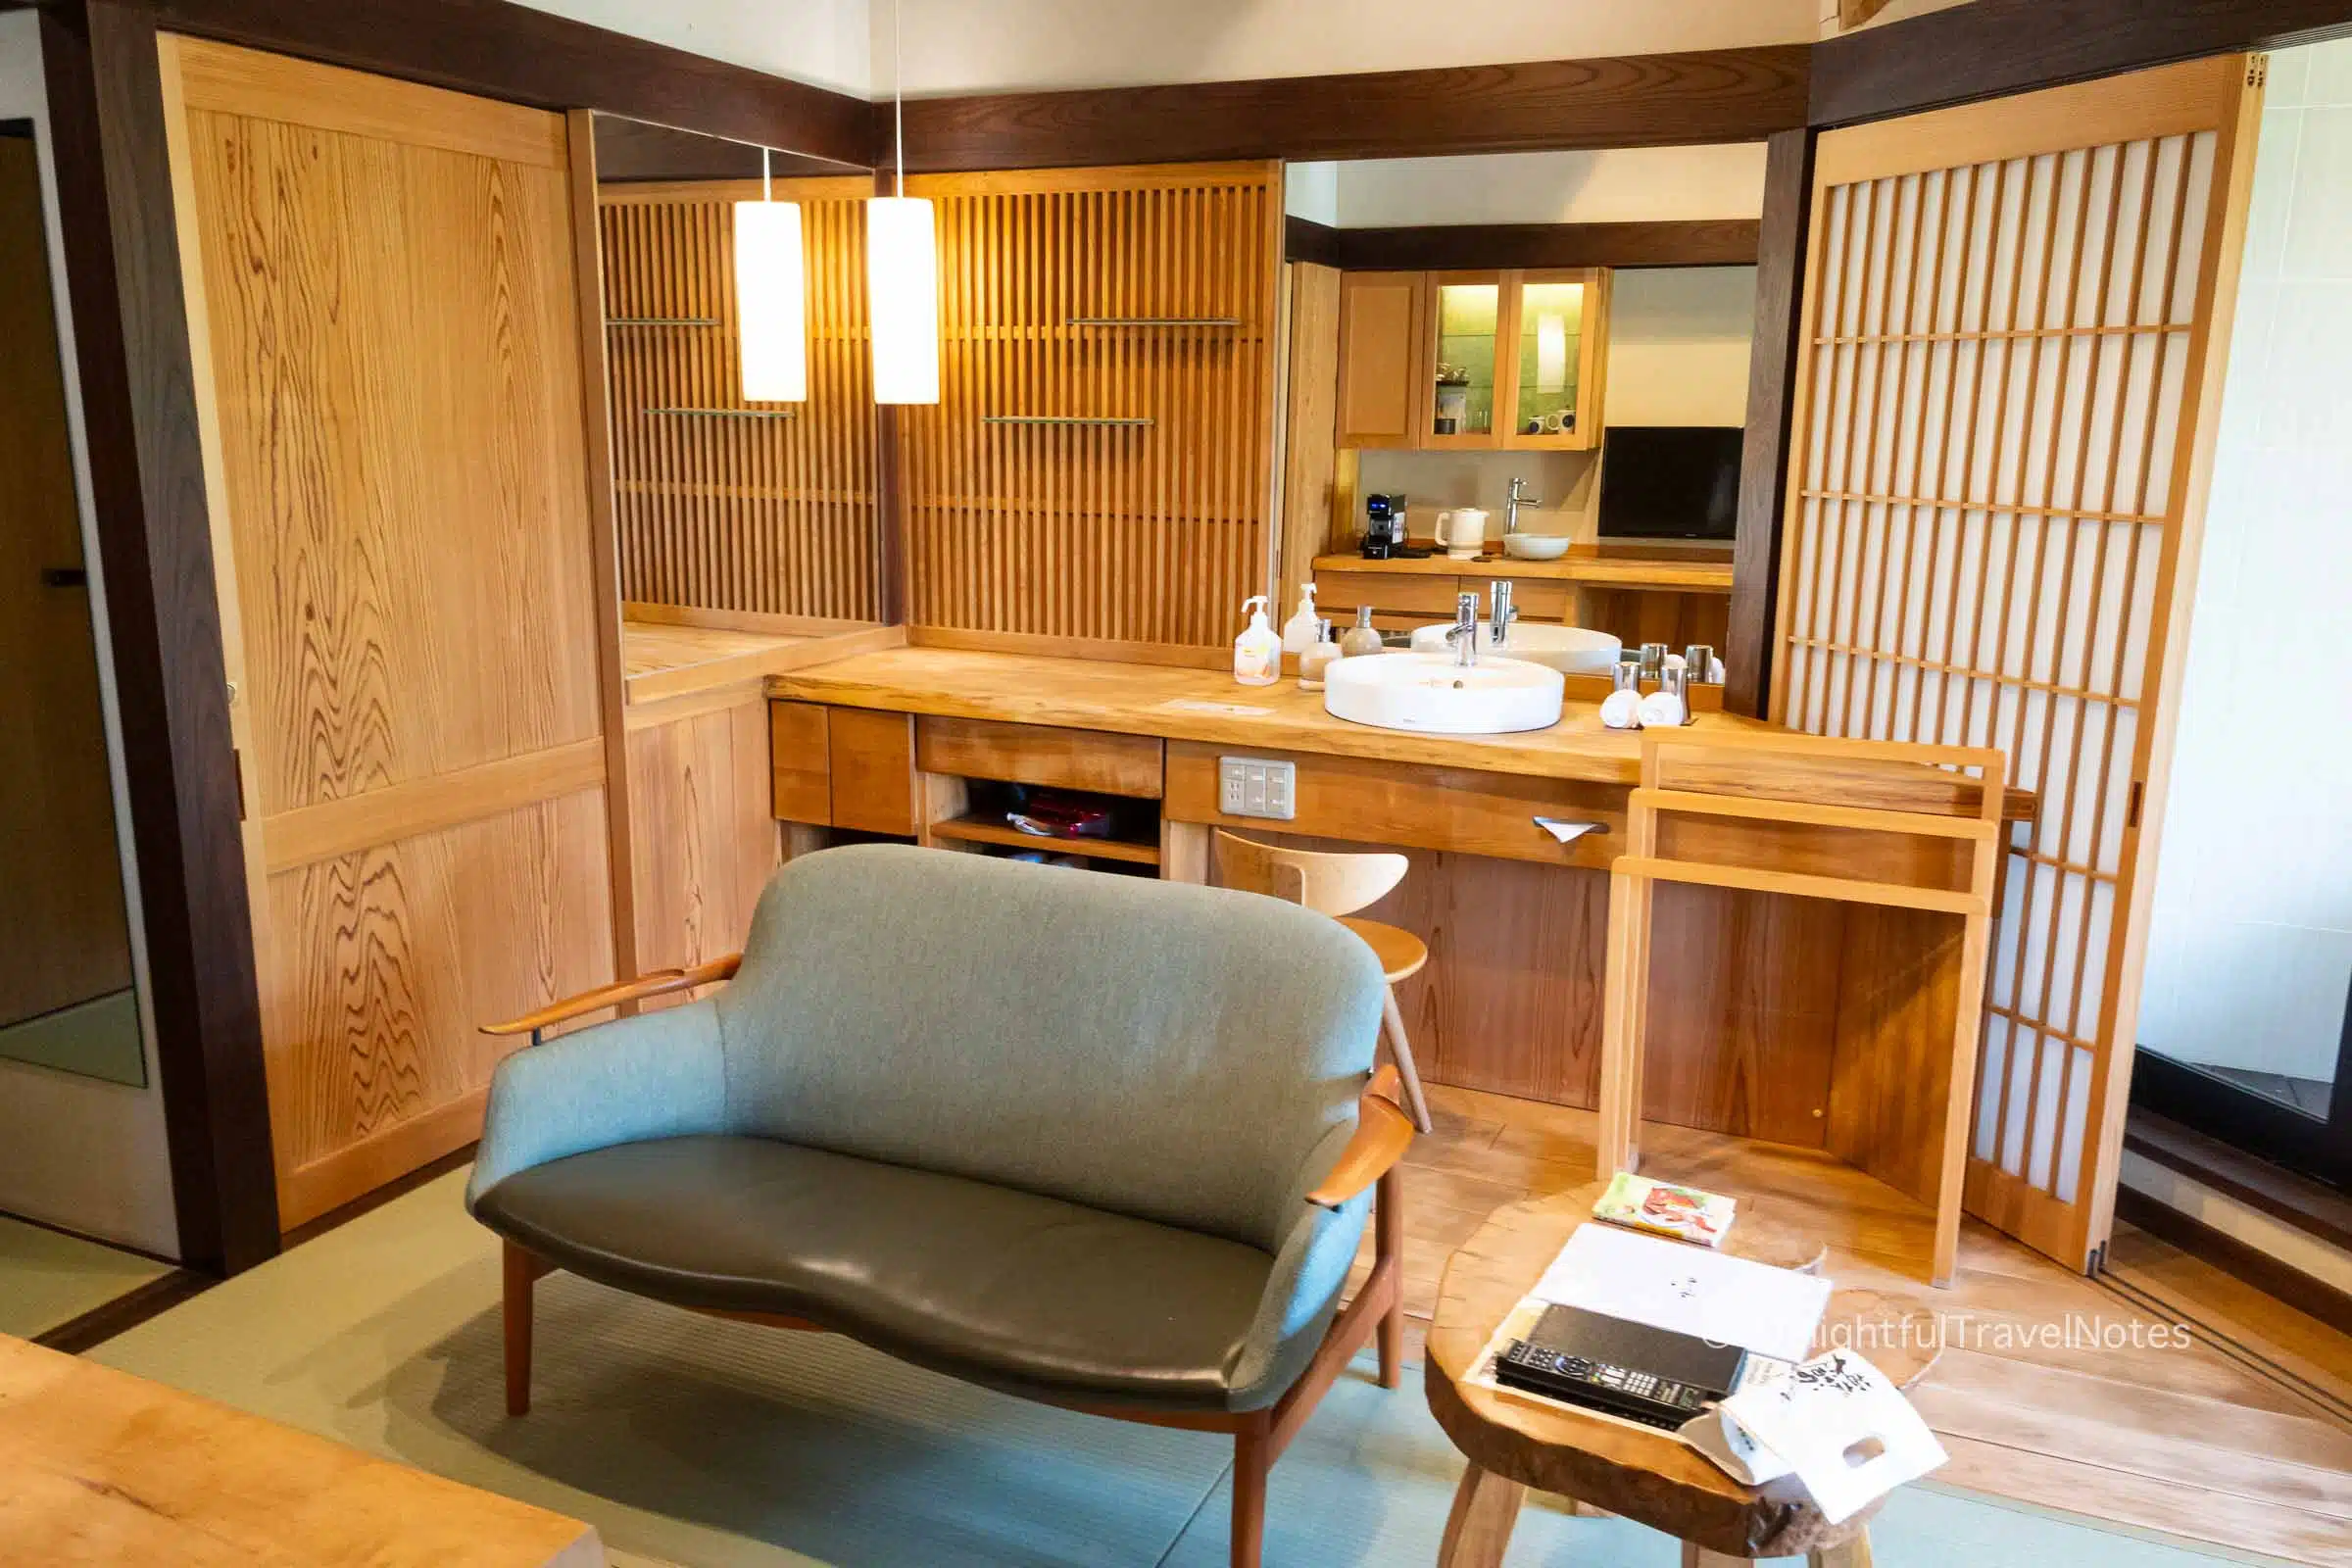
[1418,271,1507,450]
[1336,271,1423,449]
[162,37,620,1229]
[1499,268,1610,452]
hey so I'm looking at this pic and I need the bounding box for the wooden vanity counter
[765,646,2028,1271]
[1309,549,1734,593]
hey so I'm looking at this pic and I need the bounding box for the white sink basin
[1502,534,1571,561]
[1407,620,1622,675]
[1324,652,1564,735]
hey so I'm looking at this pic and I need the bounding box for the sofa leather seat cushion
[473,1134,1329,1413]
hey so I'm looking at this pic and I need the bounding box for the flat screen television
[1597,425,1743,542]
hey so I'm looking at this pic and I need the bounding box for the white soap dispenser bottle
[1280,582,1321,665]
[1233,595,1281,686]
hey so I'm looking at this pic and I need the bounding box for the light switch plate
[1217,757,1297,821]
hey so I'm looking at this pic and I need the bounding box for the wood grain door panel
[163,35,618,1225]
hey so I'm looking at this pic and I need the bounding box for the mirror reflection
[593,114,884,702]
[1285,147,1762,688]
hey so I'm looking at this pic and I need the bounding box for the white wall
[2137,39,2352,1083]
[877,0,1812,95]
[510,0,873,96]
[1300,146,1769,228]
[0,12,180,1257]
[1606,266,1757,427]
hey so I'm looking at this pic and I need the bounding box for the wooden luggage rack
[1596,728,2007,1286]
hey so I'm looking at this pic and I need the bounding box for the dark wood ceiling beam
[1812,0,2352,126]
[894,46,1811,173]
[1289,217,1760,270]
[62,0,876,166]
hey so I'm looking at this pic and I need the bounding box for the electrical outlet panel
[1217,757,1297,821]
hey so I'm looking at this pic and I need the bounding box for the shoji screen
[1772,57,2262,1268]
[899,162,1284,659]
[599,178,880,621]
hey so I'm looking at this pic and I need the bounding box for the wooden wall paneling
[1768,57,2262,1271]
[90,0,872,165]
[161,35,621,1228]
[0,130,137,1032]
[1278,261,1341,621]
[896,48,1812,172]
[624,688,779,979]
[1726,127,1816,717]
[900,162,1283,655]
[567,110,639,988]
[598,176,880,622]
[42,2,279,1270]
[1810,0,2352,128]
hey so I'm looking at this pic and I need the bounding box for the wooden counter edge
[1311,551,1736,592]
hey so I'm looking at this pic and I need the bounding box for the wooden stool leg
[1231,1412,1271,1568]
[1375,1168,1403,1390]
[1379,985,1434,1133]
[1681,1546,1745,1567]
[1437,1463,1525,1568]
[503,1241,534,1417]
[1809,1531,1873,1568]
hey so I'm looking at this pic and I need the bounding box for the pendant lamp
[868,0,939,404]
[736,149,807,403]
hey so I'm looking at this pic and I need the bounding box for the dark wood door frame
[1285,217,1760,271]
[38,1,276,1274]
[1811,0,2352,126]
[57,0,875,166]
[890,47,1813,173]
[1724,128,1813,720]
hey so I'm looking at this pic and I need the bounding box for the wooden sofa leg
[503,1241,534,1417]
[1375,1167,1404,1391]
[1232,1411,1271,1568]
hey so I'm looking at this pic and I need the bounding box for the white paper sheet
[1532,1223,1831,1362]
[1532,816,1604,845]
[1713,1348,1947,1523]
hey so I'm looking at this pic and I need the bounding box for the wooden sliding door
[160,37,620,1228]
[1772,58,2262,1268]
[599,177,880,621]
[899,162,1284,659]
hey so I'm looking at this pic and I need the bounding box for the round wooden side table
[1425,1181,1941,1568]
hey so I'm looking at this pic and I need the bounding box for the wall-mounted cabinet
[1335,268,1610,453]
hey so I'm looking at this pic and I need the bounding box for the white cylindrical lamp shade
[734,200,807,403]
[867,196,940,405]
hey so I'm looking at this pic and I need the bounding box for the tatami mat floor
[0,1213,172,1341]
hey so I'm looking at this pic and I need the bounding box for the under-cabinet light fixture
[735,149,808,403]
[868,0,939,405]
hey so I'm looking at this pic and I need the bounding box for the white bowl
[1502,534,1571,561]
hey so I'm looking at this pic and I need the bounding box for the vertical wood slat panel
[898,162,1280,655]
[597,178,879,621]
[1770,57,2260,1269]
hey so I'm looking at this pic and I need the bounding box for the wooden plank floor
[1348,1082,2352,1568]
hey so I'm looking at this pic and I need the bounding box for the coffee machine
[1361,493,1404,559]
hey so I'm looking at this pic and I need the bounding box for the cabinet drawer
[1310,568,1464,619]
[1476,576,1571,622]
[916,716,1163,799]
[1164,741,1623,869]
[828,709,917,836]
[770,701,832,824]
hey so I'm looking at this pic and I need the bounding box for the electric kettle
[1434,507,1490,560]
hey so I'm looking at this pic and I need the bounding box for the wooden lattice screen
[897,162,1284,657]
[598,177,882,621]
[1771,57,2263,1268]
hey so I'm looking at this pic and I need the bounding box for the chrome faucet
[1490,580,1516,651]
[1505,475,1540,535]
[1445,591,1481,667]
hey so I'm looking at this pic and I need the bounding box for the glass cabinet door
[1423,273,1502,446]
[1504,269,1607,451]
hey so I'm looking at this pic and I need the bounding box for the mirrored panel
[592,114,884,697]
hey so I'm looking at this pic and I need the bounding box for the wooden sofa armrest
[1306,1063,1415,1209]
[481,954,742,1041]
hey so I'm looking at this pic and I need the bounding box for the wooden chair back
[1213,831,1407,917]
